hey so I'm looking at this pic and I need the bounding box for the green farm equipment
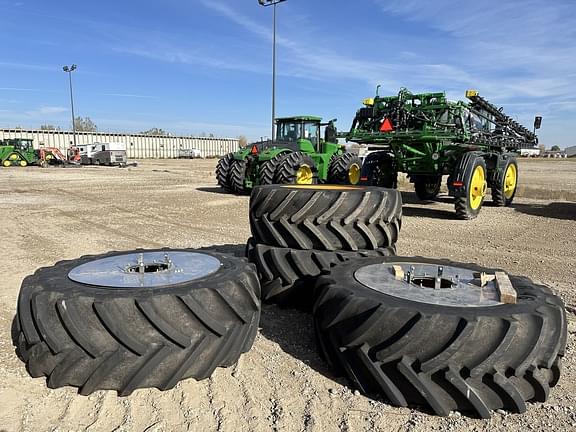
[0,138,39,167]
[216,116,361,193]
[346,88,541,219]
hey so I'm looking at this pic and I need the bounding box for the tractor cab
[275,116,322,152]
[5,138,34,151]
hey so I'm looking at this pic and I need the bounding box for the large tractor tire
[360,152,397,188]
[229,158,248,194]
[274,152,318,185]
[313,256,567,418]
[216,153,234,192]
[453,155,487,220]
[246,238,395,308]
[12,249,261,396]
[249,185,402,251]
[492,158,518,207]
[328,153,362,185]
[414,176,442,200]
[259,153,289,186]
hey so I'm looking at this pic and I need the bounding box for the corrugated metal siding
[0,129,239,158]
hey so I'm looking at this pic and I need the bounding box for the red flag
[380,118,394,132]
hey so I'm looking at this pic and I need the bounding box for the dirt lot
[0,158,574,432]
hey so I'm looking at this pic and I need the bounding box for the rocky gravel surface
[0,158,574,432]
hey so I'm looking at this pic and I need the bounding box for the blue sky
[0,0,574,147]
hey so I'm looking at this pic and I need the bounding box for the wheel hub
[68,251,222,288]
[354,262,504,307]
[348,163,361,185]
[296,164,313,184]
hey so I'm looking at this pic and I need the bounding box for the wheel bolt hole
[410,277,453,289]
[127,263,171,273]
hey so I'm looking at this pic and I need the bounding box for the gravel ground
[0,158,574,432]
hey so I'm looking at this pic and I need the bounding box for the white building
[0,129,239,159]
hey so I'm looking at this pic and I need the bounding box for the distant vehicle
[178,148,202,159]
[0,138,38,167]
[77,142,128,166]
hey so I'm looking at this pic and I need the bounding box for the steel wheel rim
[296,164,313,184]
[504,164,517,199]
[469,165,486,210]
[348,163,361,184]
[68,251,222,288]
[355,262,505,307]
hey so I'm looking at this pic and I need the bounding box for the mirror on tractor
[534,116,542,130]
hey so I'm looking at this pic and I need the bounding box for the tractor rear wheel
[215,153,234,192]
[492,158,518,206]
[360,152,397,188]
[455,157,487,220]
[12,249,261,395]
[274,152,318,185]
[229,159,248,194]
[259,153,288,186]
[313,256,567,418]
[328,153,362,185]
[414,176,442,200]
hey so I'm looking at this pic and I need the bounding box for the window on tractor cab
[469,112,484,131]
[303,122,319,147]
[277,122,299,142]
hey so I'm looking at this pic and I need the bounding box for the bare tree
[40,124,60,130]
[238,135,248,147]
[74,116,98,132]
[140,127,170,136]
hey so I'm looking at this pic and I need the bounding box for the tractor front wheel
[455,156,487,220]
[274,152,318,185]
[216,153,234,192]
[492,158,518,206]
[2,159,11,167]
[328,153,362,185]
[229,159,248,194]
[414,176,442,200]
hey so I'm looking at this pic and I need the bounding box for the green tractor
[0,138,39,167]
[216,116,361,193]
[346,88,541,219]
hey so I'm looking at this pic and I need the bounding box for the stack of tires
[247,184,402,308]
[247,184,567,419]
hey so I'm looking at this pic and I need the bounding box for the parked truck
[77,142,128,166]
[346,88,541,219]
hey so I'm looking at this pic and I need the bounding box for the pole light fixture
[62,64,77,147]
[258,0,286,142]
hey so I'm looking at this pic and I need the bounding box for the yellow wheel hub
[469,165,487,210]
[3,160,11,167]
[348,163,361,185]
[9,153,19,161]
[296,164,313,185]
[503,163,517,199]
[19,160,28,167]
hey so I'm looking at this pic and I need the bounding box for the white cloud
[25,106,67,116]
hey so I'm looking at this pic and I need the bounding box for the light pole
[258,0,286,142]
[62,64,77,146]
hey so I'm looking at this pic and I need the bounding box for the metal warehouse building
[0,129,239,159]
